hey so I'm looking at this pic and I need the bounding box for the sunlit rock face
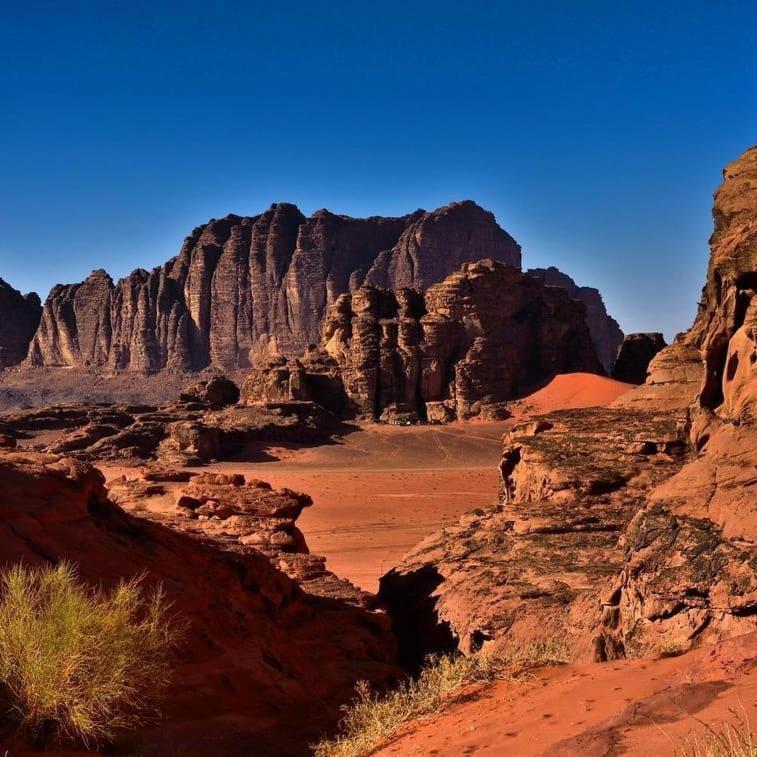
[243,259,604,421]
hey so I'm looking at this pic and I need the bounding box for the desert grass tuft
[678,710,756,756]
[0,561,182,748]
[313,637,571,757]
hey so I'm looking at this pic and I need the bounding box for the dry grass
[0,561,182,748]
[678,710,756,756]
[313,638,571,757]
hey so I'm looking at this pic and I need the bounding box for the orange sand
[377,633,757,756]
[100,372,629,594]
[510,372,635,416]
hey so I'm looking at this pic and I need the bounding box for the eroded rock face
[0,278,41,367]
[244,260,604,421]
[611,332,667,384]
[379,147,757,666]
[361,201,521,289]
[0,450,398,753]
[527,266,624,373]
[25,201,521,373]
[380,408,695,666]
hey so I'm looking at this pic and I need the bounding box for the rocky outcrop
[243,260,604,421]
[25,201,521,373]
[378,147,757,667]
[527,266,624,373]
[0,376,344,466]
[611,332,667,384]
[0,449,398,753]
[0,278,41,367]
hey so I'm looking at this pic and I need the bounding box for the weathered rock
[1,379,345,465]
[179,375,240,407]
[379,408,693,666]
[25,201,521,373]
[527,266,624,373]
[611,332,667,384]
[0,278,41,367]
[378,147,757,668]
[361,201,521,290]
[0,449,398,753]
[264,260,603,421]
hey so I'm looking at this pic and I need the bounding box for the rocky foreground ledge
[0,446,398,754]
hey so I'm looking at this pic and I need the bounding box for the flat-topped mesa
[0,278,41,367]
[243,259,604,421]
[527,266,624,373]
[23,201,522,373]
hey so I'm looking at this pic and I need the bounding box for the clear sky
[1,1,755,340]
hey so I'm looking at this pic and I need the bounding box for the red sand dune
[511,372,635,416]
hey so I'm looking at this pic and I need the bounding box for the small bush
[0,561,181,747]
[314,638,571,757]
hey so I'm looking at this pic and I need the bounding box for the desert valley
[0,139,753,755]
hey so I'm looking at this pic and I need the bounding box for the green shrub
[0,561,181,747]
[314,638,571,757]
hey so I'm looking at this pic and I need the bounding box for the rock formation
[25,201,521,372]
[378,147,757,666]
[241,260,604,421]
[527,266,624,372]
[0,376,344,466]
[0,449,398,752]
[611,332,667,384]
[0,278,41,367]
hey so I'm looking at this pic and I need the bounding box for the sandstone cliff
[527,266,624,372]
[242,260,604,421]
[378,147,757,666]
[0,278,41,367]
[25,202,521,372]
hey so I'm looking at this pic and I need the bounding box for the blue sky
[1,1,755,340]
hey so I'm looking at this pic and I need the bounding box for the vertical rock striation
[527,266,624,373]
[25,201,522,373]
[0,278,42,367]
[243,260,604,420]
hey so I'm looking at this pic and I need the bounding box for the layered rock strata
[0,278,41,367]
[25,201,521,372]
[242,260,604,421]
